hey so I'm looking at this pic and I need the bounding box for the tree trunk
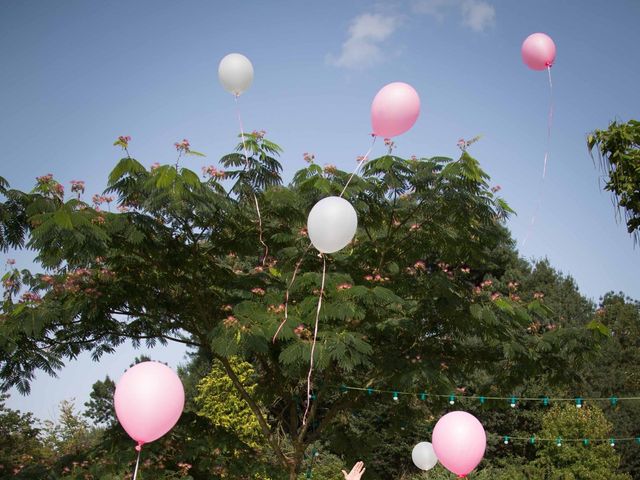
[288,464,298,480]
[287,450,304,480]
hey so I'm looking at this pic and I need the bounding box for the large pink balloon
[371,82,420,138]
[432,411,486,478]
[114,361,185,446]
[521,33,556,71]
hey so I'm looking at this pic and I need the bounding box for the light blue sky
[1,0,639,420]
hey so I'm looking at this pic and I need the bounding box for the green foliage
[84,375,116,426]
[528,404,631,480]
[588,119,640,242]
[579,293,640,477]
[221,131,283,201]
[41,399,96,457]
[0,394,47,476]
[297,448,346,480]
[0,176,29,252]
[196,357,264,449]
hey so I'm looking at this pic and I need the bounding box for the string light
[490,434,640,445]
[333,386,640,406]
[317,385,640,448]
[331,386,640,446]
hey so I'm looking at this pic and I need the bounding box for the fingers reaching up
[342,461,366,480]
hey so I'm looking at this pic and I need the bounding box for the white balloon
[412,442,438,471]
[218,53,254,96]
[307,196,358,254]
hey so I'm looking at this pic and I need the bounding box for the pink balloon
[432,411,486,477]
[521,33,556,71]
[114,361,185,446]
[371,82,420,138]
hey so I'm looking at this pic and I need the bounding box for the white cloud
[327,13,402,70]
[411,0,456,21]
[460,0,495,32]
[327,1,495,69]
[411,0,495,31]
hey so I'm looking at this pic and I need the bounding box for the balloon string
[303,253,326,426]
[235,94,269,265]
[522,66,554,247]
[273,242,312,343]
[132,444,142,480]
[340,136,378,197]
[299,136,376,422]
[542,66,554,179]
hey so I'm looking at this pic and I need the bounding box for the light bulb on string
[583,438,589,446]
[510,396,517,408]
[610,438,616,447]
[503,435,510,445]
[575,397,583,408]
[556,437,562,447]
[393,391,399,402]
[449,394,455,405]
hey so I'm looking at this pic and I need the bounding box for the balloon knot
[135,442,144,452]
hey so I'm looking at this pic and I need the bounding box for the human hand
[342,461,366,480]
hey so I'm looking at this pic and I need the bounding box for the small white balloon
[412,442,438,471]
[307,196,358,254]
[218,53,254,96]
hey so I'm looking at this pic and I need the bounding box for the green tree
[84,375,116,426]
[0,394,47,477]
[0,134,599,478]
[588,119,640,242]
[529,404,631,480]
[579,293,640,478]
[42,399,96,457]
